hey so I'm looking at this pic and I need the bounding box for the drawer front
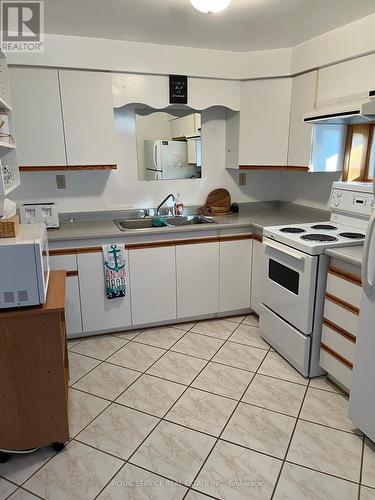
[50,254,77,272]
[260,305,310,377]
[326,272,361,310]
[321,323,356,363]
[324,298,359,337]
[320,348,352,392]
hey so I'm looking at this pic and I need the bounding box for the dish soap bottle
[174,194,184,216]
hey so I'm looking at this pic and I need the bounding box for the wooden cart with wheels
[0,271,70,459]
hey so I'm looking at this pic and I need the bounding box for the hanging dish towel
[102,244,127,299]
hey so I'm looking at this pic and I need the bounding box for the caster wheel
[0,452,10,463]
[52,442,65,453]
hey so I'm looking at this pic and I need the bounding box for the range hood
[304,91,375,124]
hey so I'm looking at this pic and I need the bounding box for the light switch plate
[56,174,66,189]
[239,173,246,186]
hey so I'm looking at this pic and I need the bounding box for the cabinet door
[66,276,83,337]
[129,246,176,325]
[170,119,181,139]
[250,239,264,315]
[220,239,252,312]
[239,78,292,166]
[59,70,117,166]
[176,242,219,318]
[9,68,66,166]
[49,254,82,336]
[288,71,317,167]
[77,251,131,333]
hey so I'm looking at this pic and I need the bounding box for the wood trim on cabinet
[238,165,309,172]
[253,234,263,243]
[66,270,79,277]
[128,240,176,250]
[325,292,360,315]
[52,234,254,255]
[321,342,353,369]
[19,165,117,172]
[323,318,357,343]
[49,248,78,256]
[328,266,362,286]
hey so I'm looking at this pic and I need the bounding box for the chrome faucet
[156,194,175,215]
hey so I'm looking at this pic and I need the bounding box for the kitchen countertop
[47,202,329,243]
[325,245,363,267]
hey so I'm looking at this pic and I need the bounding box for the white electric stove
[260,182,374,378]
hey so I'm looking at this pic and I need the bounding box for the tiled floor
[1,314,374,499]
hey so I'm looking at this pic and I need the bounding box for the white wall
[279,172,341,210]
[11,107,282,212]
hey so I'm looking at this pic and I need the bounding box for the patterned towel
[102,244,127,299]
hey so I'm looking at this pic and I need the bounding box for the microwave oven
[0,224,50,308]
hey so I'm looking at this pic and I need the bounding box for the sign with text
[169,75,188,104]
[1,0,44,52]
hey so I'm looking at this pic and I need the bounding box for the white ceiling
[44,0,375,52]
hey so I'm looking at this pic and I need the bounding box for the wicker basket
[0,214,19,238]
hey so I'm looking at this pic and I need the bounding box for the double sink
[115,215,217,231]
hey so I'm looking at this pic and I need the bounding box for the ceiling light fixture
[190,0,232,14]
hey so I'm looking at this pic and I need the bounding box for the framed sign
[169,75,188,104]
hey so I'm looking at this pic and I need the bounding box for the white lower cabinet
[129,246,176,325]
[250,238,264,315]
[219,238,252,312]
[77,251,131,333]
[176,242,219,318]
[49,254,82,336]
[65,276,83,336]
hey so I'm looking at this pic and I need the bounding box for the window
[342,124,374,182]
[310,124,346,173]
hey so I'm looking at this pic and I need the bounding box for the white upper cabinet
[9,67,66,166]
[317,53,375,106]
[112,73,240,111]
[59,70,117,166]
[288,71,317,167]
[238,78,292,166]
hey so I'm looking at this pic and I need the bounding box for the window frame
[342,123,375,183]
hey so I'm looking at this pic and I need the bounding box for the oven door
[262,238,318,335]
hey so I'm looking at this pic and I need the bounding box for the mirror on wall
[135,108,202,181]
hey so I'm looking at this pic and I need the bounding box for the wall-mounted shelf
[0,140,16,149]
[19,164,117,172]
[0,96,11,112]
[229,165,309,172]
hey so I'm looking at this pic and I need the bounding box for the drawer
[321,322,356,363]
[320,347,352,392]
[324,297,359,337]
[326,270,361,310]
[260,305,310,377]
[49,254,78,272]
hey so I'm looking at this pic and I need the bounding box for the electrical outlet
[56,174,66,189]
[239,173,246,186]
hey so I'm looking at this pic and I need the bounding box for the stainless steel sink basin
[115,215,216,231]
[167,216,215,226]
[115,218,168,230]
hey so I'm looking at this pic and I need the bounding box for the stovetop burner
[280,227,306,234]
[301,234,339,242]
[311,224,337,230]
[339,232,365,239]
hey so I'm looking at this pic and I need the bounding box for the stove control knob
[335,199,340,207]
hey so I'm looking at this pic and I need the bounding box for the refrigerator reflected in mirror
[135,109,202,181]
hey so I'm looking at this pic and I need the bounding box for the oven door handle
[264,239,305,262]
